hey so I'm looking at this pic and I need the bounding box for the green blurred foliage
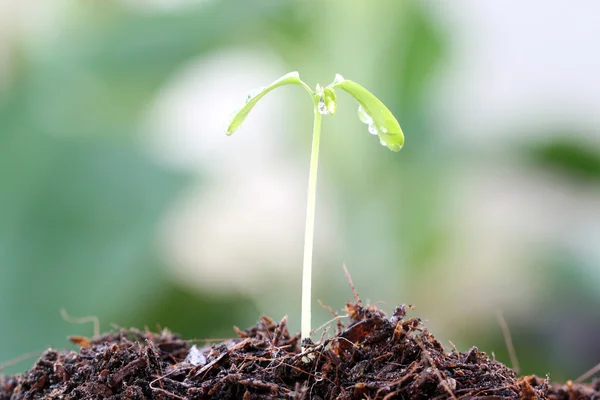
[524,137,600,182]
[0,0,292,373]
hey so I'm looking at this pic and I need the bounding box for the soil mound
[1,302,598,399]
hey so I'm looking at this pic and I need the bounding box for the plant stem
[301,103,322,342]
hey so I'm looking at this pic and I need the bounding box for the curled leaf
[322,88,337,115]
[331,76,404,152]
[225,71,311,135]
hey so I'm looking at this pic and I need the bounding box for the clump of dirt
[1,302,599,399]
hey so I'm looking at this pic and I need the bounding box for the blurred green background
[2,0,600,383]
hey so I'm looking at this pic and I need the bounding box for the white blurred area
[432,1,600,146]
[424,1,600,326]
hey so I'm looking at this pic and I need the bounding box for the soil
[1,301,599,399]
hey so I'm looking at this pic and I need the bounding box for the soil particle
[1,302,599,399]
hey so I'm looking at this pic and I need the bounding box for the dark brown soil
[1,302,599,399]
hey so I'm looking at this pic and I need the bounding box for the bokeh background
[2,0,600,382]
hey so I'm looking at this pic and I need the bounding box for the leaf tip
[224,109,241,136]
[388,142,403,152]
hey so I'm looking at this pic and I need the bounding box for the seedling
[225,72,404,342]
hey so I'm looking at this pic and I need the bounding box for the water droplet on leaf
[380,138,387,146]
[318,97,330,115]
[245,87,265,103]
[358,105,373,125]
[368,123,378,135]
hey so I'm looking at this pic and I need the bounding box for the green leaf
[322,87,337,115]
[225,71,312,135]
[331,75,404,152]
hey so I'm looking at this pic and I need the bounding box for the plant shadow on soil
[1,301,599,399]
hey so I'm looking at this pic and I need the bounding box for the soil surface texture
[1,302,599,399]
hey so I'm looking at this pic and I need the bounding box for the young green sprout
[225,72,404,343]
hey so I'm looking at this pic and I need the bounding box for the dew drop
[380,138,387,146]
[245,87,265,103]
[318,97,330,115]
[379,125,387,134]
[358,105,373,125]
[368,123,378,135]
[389,143,401,152]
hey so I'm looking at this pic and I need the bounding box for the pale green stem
[301,102,322,342]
